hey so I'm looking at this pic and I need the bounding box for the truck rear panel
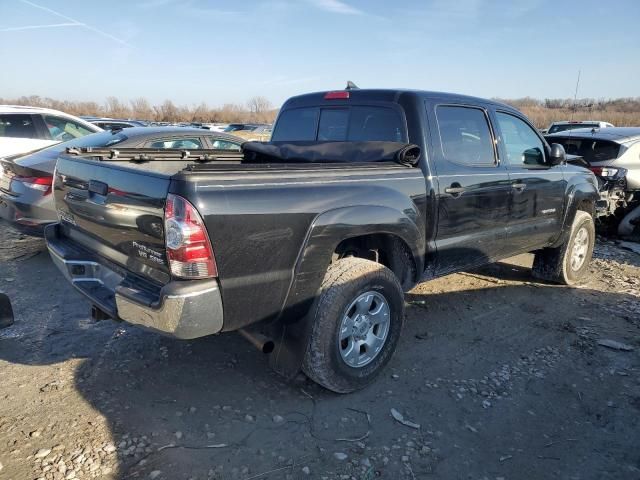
[53,155,178,285]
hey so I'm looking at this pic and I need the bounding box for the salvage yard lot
[0,224,639,480]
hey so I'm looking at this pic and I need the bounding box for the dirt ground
[0,224,639,480]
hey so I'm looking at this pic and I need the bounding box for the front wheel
[302,257,405,393]
[532,210,595,285]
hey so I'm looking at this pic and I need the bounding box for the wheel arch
[279,205,424,324]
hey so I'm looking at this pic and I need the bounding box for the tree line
[2,94,639,128]
[494,96,640,128]
[0,95,278,124]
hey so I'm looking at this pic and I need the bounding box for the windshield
[548,123,598,134]
[548,136,621,163]
[272,106,406,143]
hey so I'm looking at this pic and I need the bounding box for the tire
[532,210,595,285]
[302,257,405,393]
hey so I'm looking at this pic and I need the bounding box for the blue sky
[1,0,638,107]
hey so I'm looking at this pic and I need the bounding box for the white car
[545,120,614,135]
[0,106,102,158]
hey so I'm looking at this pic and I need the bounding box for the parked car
[87,118,149,130]
[223,124,272,141]
[0,106,102,158]
[201,123,229,132]
[0,127,244,234]
[546,127,640,234]
[545,120,614,135]
[45,88,598,393]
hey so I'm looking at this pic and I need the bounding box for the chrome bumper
[45,224,223,339]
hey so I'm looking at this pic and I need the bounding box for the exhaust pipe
[238,329,275,354]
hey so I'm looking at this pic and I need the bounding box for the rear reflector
[164,193,217,279]
[324,91,350,100]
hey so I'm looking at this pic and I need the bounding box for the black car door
[492,110,566,254]
[426,101,512,275]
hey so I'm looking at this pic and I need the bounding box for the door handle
[444,186,466,195]
[511,182,526,192]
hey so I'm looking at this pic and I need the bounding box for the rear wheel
[302,257,404,393]
[532,210,595,285]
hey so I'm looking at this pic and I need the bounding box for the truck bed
[52,145,428,332]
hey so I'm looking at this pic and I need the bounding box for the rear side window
[0,114,38,138]
[548,136,621,162]
[435,106,495,166]
[43,115,93,141]
[272,106,405,142]
[148,138,203,149]
[211,139,241,151]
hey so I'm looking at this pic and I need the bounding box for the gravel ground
[0,224,639,480]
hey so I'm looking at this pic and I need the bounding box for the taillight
[11,175,53,195]
[589,166,619,178]
[164,193,217,279]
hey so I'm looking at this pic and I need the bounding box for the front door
[426,102,512,276]
[492,111,566,254]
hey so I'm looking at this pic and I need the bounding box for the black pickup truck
[46,89,599,393]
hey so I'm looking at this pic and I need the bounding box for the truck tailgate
[53,156,171,285]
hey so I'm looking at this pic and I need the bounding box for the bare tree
[155,100,179,122]
[130,97,154,121]
[105,96,131,119]
[246,96,273,122]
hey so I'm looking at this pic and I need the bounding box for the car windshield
[548,123,598,134]
[548,136,621,163]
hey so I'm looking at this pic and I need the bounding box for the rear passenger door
[0,113,56,156]
[426,102,512,275]
[492,111,566,253]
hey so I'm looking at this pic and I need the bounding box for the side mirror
[548,143,566,166]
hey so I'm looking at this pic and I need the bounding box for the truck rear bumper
[45,223,223,339]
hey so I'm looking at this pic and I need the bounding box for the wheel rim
[338,291,391,368]
[570,226,589,271]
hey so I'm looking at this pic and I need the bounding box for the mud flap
[0,293,14,329]
[268,314,315,380]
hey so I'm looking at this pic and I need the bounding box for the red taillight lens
[589,167,603,176]
[324,91,350,100]
[11,175,53,195]
[164,193,217,279]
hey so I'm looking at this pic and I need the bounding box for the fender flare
[281,204,423,321]
[552,181,598,247]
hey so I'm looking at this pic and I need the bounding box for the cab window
[435,105,496,166]
[496,112,546,167]
[272,106,405,143]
